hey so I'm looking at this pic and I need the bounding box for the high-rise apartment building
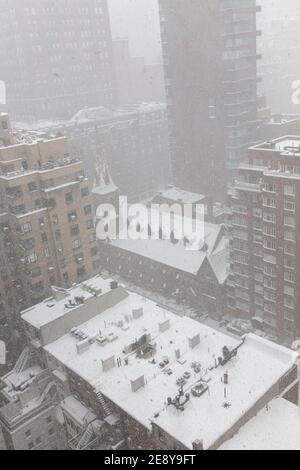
[159,0,261,198]
[258,0,300,115]
[0,113,99,365]
[228,136,300,344]
[0,0,116,122]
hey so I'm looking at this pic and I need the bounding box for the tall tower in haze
[0,0,116,123]
[159,0,261,199]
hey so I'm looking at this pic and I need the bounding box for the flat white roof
[220,398,300,450]
[21,276,114,329]
[42,289,297,450]
[157,187,206,205]
[275,138,300,153]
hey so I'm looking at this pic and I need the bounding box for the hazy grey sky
[108,0,162,64]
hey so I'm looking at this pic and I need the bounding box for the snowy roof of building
[60,396,97,426]
[42,288,297,450]
[155,186,206,205]
[109,219,226,278]
[21,276,114,329]
[220,398,300,450]
[253,136,300,155]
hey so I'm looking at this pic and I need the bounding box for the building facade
[0,0,116,122]
[113,38,166,105]
[258,0,300,115]
[0,114,99,367]
[24,103,171,200]
[159,0,261,198]
[228,136,300,344]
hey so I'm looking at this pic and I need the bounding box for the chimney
[192,439,204,451]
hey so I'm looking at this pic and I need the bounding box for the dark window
[84,205,92,215]
[70,225,80,237]
[81,187,89,197]
[65,192,73,204]
[28,182,38,192]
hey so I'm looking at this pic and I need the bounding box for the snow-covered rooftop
[109,219,226,278]
[155,186,206,205]
[22,276,114,329]
[40,287,297,450]
[220,398,300,450]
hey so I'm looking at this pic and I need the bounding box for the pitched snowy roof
[109,217,226,277]
[220,398,300,450]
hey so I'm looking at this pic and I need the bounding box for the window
[28,182,38,192]
[284,184,295,196]
[55,230,61,241]
[263,225,276,237]
[77,267,86,278]
[84,205,92,215]
[86,220,94,230]
[47,198,56,209]
[284,285,295,297]
[284,200,295,212]
[264,278,276,289]
[284,271,295,283]
[46,416,52,424]
[263,254,276,264]
[41,233,48,243]
[284,230,295,242]
[263,197,276,208]
[23,238,35,250]
[65,192,73,204]
[263,213,276,223]
[91,247,98,257]
[25,253,38,264]
[284,216,295,227]
[264,183,276,193]
[72,239,81,250]
[265,291,276,302]
[263,239,276,250]
[284,296,294,309]
[68,211,77,222]
[31,267,41,278]
[81,187,89,197]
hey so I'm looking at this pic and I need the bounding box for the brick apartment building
[0,0,116,122]
[0,276,298,450]
[228,135,300,344]
[0,113,99,366]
